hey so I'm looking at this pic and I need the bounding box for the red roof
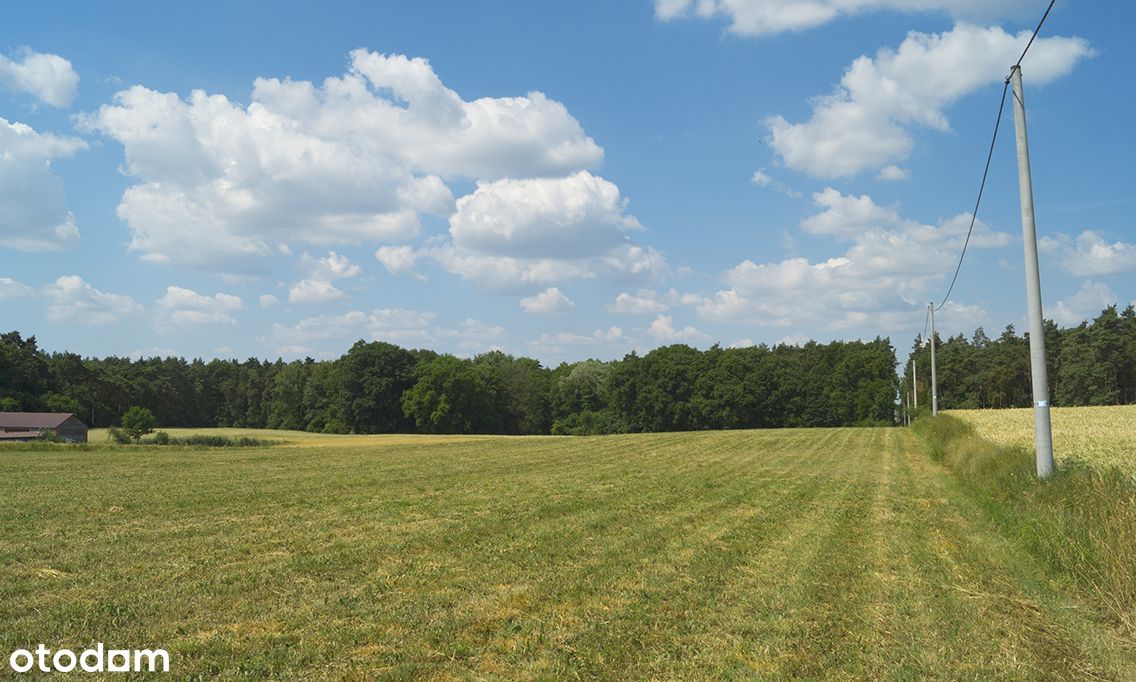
[0,413,79,429]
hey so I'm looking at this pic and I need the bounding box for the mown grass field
[950,405,1136,473]
[3,427,1135,679]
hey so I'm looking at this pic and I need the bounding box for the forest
[2,304,1133,435]
[904,304,1136,409]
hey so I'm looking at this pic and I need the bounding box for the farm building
[0,413,89,443]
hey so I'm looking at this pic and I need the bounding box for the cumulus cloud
[1040,230,1136,277]
[697,188,1011,331]
[80,50,603,272]
[766,24,1092,178]
[451,171,641,259]
[0,277,35,299]
[0,117,86,251]
[299,251,361,280]
[606,291,670,314]
[287,251,360,303]
[657,0,1042,37]
[877,165,910,182]
[0,48,79,107]
[648,314,712,344]
[393,173,667,291]
[375,245,424,279]
[520,287,575,314]
[259,293,280,308]
[288,279,346,304]
[156,285,243,326]
[1051,281,1118,326]
[44,275,142,325]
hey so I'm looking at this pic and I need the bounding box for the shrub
[120,406,157,441]
[152,431,170,445]
[107,427,133,445]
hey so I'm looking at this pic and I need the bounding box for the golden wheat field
[949,405,1136,472]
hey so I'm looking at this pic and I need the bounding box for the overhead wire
[928,0,1058,315]
[911,0,1060,405]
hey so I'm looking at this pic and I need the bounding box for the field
[949,405,1136,472]
[3,427,1135,678]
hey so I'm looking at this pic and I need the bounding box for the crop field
[2,428,1135,678]
[949,405,1136,473]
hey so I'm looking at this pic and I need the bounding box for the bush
[120,406,157,441]
[152,431,170,445]
[107,427,133,445]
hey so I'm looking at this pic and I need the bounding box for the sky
[1,1,1133,366]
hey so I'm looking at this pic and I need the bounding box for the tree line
[1,331,897,434]
[4,303,1130,436]
[903,304,1136,410]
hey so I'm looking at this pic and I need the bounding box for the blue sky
[1,1,1133,365]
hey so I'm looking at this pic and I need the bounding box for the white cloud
[877,165,910,182]
[1051,281,1118,326]
[375,245,424,279]
[288,279,346,304]
[450,171,642,258]
[657,0,1043,37]
[520,287,575,314]
[766,24,1092,178]
[156,285,243,326]
[648,314,712,345]
[80,50,602,272]
[299,251,361,280]
[259,293,280,308]
[1040,230,1136,277]
[286,251,361,303]
[0,48,79,107]
[751,167,802,197]
[698,188,1010,331]
[44,275,142,325]
[405,174,668,292]
[0,117,86,251]
[0,277,35,300]
[606,291,670,314]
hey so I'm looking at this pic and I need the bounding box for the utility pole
[929,303,938,417]
[1010,64,1055,479]
[911,359,918,412]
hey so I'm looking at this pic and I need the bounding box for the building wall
[55,416,89,443]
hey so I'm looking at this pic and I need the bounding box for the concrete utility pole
[1010,65,1055,479]
[911,359,918,412]
[929,303,938,417]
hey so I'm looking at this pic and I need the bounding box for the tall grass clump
[914,415,1136,634]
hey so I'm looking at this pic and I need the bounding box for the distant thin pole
[912,360,918,411]
[929,303,938,417]
[1010,65,1055,478]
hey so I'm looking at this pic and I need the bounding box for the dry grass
[3,428,1135,678]
[948,405,1136,473]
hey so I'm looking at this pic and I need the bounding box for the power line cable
[933,80,1010,313]
[1015,0,1058,69]
[931,0,1057,314]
